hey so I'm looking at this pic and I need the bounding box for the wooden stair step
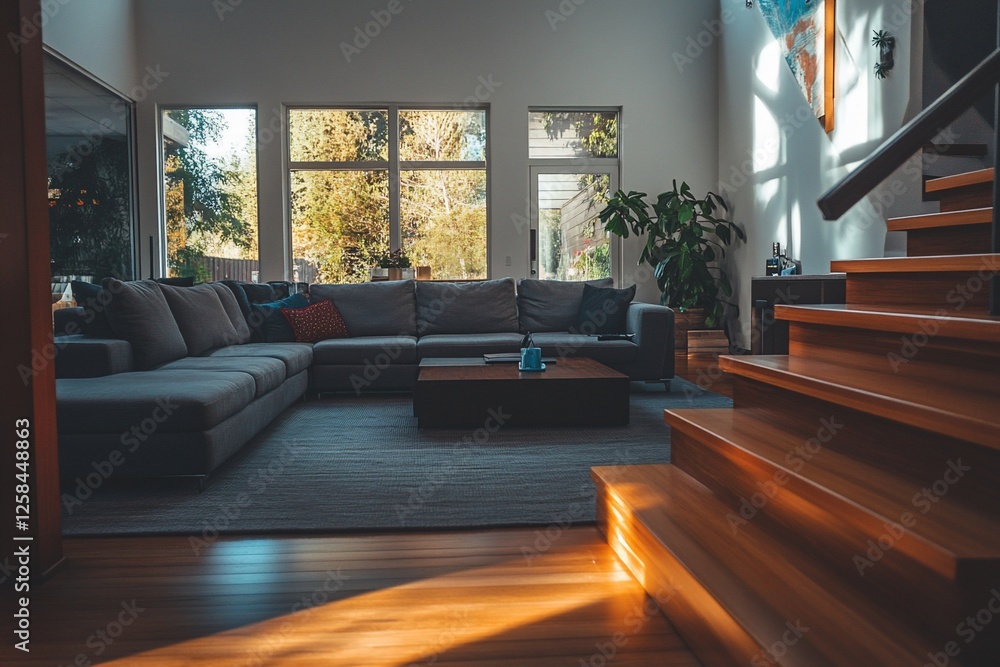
[830,253,1000,274]
[718,355,1000,450]
[664,408,1000,579]
[922,143,989,157]
[925,168,994,211]
[592,464,932,665]
[925,168,995,194]
[773,304,1000,343]
[887,208,993,232]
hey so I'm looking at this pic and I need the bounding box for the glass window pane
[162,108,258,282]
[291,170,389,284]
[400,110,486,161]
[401,169,486,280]
[537,173,611,281]
[528,111,619,159]
[289,109,388,162]
[46,56,135,287]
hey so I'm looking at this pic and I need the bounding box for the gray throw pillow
[415,278,519,336]
[159,283,240,355]
[210,283,252,344]
[517,278,614,333]
[309,280,417,337]
[102,279,188,370]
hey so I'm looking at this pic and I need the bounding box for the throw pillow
[281,299,349,343]
[70,280,116,337]
[101,279,188,370]
[574,284,637,335]
[241,282,278,304]
[159,283,240,355]
[210,283,252,344]
[250,293,310,343]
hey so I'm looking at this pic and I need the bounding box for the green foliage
[600,181,746,328]
[541,112,618,157]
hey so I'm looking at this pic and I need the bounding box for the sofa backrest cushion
[415,278,519,336]
[70,280,116,338]
[159,283,241,355]
[517,278,614,333]
[250,293,311,342]
[101,279,188,370]
[309,280,417,337]
[242,282,278,304]
[210,283,252,344]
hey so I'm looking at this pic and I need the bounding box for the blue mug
[520,346,542,370]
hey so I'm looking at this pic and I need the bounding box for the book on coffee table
[483,353,557,364]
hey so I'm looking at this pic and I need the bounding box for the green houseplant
[599,181,745,328]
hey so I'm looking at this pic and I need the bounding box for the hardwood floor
[11,528,701,666]
[673,351,735,399]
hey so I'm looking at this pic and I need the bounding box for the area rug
[60,378,731,536]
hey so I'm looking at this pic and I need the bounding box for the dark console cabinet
[750,274,847,355]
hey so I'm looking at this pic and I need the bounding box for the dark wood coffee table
[413,357,630,428]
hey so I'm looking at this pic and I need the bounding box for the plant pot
[370,267,389,281]
[387,268,403,281]
[401,268,416,280]
[673,308,710,350]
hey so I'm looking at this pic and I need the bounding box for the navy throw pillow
[575,284,636,335]
[250,293,310,342]
[70,280,116,338]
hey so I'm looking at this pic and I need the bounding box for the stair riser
[786,322,1000,390]
[731,377,1000,513]
[846,270,996,315]
[669,427,961,637]
[907,224,993,256]
[594,478,773,667]
[937,185,993,212]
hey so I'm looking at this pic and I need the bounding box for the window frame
[286,104,490,278]
[527,107,622,284]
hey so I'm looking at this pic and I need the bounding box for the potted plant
[375,249,414,281]
[600,181,745,346]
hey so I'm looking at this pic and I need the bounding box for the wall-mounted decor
[873,30,895,79]
[758,0,837,132]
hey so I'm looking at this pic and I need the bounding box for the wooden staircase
[593,168,1000,665]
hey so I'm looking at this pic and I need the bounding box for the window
[528,109,620,282]
[160,108,259,282]
[289,107,488,284]
[46,55,137,295]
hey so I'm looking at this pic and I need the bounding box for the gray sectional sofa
[54,277,674,485]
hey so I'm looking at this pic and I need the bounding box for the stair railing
[817,19,1000,316]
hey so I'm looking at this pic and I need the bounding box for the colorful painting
[758,0,835,131]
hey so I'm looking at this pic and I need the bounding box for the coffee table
[413,357,630,428]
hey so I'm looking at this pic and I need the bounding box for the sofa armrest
[54,335,135,378]
[627,302,674,380]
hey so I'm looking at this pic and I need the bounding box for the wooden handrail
[817,48,1000,221]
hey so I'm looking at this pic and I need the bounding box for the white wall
[127,0,720,297]
[42,0,138,97]
[718,0,926,348]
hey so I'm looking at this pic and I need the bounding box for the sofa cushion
[159,283,241,355]
[530,333,638,366]
[155,276,195,287]
[415,278,518,336]
[308,281,418,337]
[416,333,523,359]
[250,293,310,343]
[282,299,349,343]
[209,283,252,344]
[56,369,256,434]
[158,356,286,398]
[312,336,418,365]
[102,279,188,370]
[70,280,116,337]
[241,282,278,304]
[203,342,313,377]
[575,284,636,334]
[517,278,614,333]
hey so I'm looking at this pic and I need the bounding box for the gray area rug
[61,378,731,536]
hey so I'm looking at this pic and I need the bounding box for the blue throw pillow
[575,284,636,334]
[250,293,310,342]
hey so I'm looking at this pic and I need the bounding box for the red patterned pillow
[281,299,349,343]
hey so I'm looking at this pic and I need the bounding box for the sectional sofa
[54,277,674,485]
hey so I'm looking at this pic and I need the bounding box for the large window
[528,109,620,282]
[46,55,137,297]
[289,107,488,284]
[160,108,259,282]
